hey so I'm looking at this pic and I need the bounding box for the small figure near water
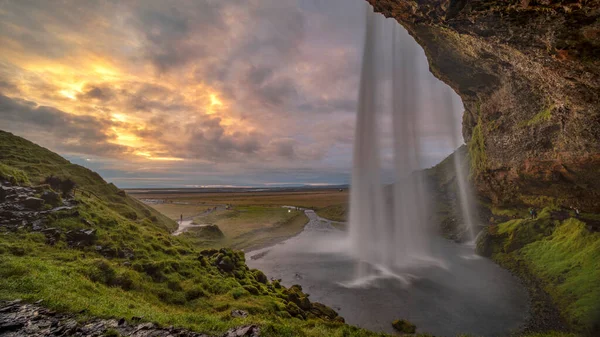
[575,208,580,219]
[180,214,183,223]
[529,208,537,219]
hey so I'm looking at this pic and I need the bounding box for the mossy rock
[243,285,260,295]
[392,319,416,333]
[252,269,268,284]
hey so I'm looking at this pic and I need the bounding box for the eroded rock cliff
[369,0,600,211]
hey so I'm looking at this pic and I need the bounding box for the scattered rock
[66,228,97,247]
[41,227,61,245]
[0,301,221,336]
[222,325,260,337]
[231,309,248,318]
[31,219,45,231]
[392,319,416,334]
[22,197,44,210]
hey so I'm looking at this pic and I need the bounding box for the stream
[247,210,529,336]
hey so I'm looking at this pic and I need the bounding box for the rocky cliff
[368,0,600,211]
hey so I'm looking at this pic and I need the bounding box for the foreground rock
[0,300,260,337]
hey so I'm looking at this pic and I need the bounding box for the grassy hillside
[0,130,176,232]
[316,204,348,223]
[477,207,600,335]
[0,130,383,337]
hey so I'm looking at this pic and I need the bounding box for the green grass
[486,207,600,334]
[316,204,348,222]
[521,218,600,330]
[186,206,309,250]
[0,162,31,185]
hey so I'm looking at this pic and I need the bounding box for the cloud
[0,94,127,157]
[0,0,463,187]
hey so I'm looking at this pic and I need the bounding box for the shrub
[231,287,247,299]
[43,176,76,197]
[185,287,208,301]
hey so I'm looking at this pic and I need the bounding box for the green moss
[468,117,487,177]
[519,104,555,127]
[487,212,600,333]
[521,219,600,331]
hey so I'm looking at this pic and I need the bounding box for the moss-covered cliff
[368,0,600,211]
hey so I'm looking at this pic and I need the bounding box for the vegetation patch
[0,162,30,185]
[479,206,600,334]
[519,104,555,127]
[316,204,348,223]
[467,117,487,177]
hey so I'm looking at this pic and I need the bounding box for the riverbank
[477,209,600,336]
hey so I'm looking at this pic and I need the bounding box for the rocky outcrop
[0,300,260,337]
[368,0,600,211]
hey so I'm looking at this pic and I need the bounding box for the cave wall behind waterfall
[367,0,600,211]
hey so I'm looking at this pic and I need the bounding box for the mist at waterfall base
[247,7,528,337]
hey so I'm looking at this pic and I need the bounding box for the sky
[0,0,464,188]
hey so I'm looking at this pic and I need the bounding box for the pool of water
[247,211,529,336]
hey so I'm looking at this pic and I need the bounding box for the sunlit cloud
[0,0,461,187]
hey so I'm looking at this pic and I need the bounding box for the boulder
[66,229,97,246]
[392,319,416,334]
[22,197,44,210]
[310,302,338,320]
[41,227,62,244]
[252,270,268,284]
[40,191,61,206]
[218,257,235,272]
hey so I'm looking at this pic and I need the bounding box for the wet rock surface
[0,300,261,337]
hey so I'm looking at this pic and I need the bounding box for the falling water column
[348,7,389,265]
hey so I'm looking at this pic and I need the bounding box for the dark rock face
[0,300,261,337]
[368,0,600,211]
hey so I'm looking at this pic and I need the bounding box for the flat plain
[129,189,349,250]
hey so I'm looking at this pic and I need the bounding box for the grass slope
[482,208,600,335]
[316,204,347,223]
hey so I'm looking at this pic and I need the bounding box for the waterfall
[348,4,478,273]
